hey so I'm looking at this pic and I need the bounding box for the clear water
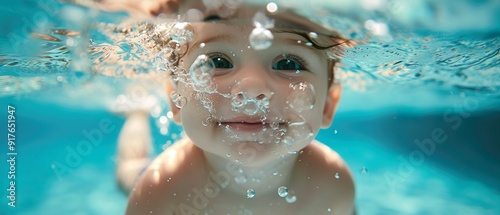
[1,0,499,214]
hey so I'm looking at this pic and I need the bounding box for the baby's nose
[230,77,273,100]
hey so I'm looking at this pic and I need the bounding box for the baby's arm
[116,111,152,194]
[308,141,356,215]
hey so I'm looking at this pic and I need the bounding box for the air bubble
[274,138,282,144]
[286,82,316,112]
[246,189,255,198]
[189,54,215,85]
[266,2,278,13]
[167,51,179,65]
[270,121,280,130]
[308,32,318,39]
[285,195,297,203]
[277,186,289,197]
[170,22,194,44]
[283,122,314,147]
[167,40,180,51]
[171,73,180,83]
[170,92,187,108]
[282,135,295,148]
[205,82,218,93]
[231,92,246,108]
[252,11,274,29]
[249,27,273,50]
[202,117,211,126]
[242,100,259,116]
[230,91,270,116]
[154,48,170,71]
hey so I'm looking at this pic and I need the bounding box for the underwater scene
[0,0,499,214]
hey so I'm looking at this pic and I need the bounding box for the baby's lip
[222,119,267,124]
[219,121,279,133]
[218,116,286,124]
[218,117,287,131]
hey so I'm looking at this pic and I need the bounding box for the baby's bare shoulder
[302,141,351,172]
[299,141,356,215]
[126,138,206,214]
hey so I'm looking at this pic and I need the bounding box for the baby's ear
[321,82,341,128]
[165,81,182,124]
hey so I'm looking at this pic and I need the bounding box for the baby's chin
[220,141,300,163]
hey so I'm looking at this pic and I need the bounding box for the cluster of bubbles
[244,185,295,200]
[189,54,218,94]
[201,0,243,19]
[116,21,194,134]
[142,12,320,203]
[134,22,224,121]
[286,82,316,112]
[249,12,275,50]
[98,20,198,135]
[101,14,323,207]
[92,9,320,150]
[153,22,194,73]
[220,81,317,151]
[176,53,223,123]
[281,82,316,153]
[230,91,271,116]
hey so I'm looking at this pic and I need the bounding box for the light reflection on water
[1,1,499,109]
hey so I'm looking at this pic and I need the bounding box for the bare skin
[101,1,356,214]
[126,138,355,215]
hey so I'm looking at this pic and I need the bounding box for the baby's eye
[210,55,233,69]
[272,56,306,71]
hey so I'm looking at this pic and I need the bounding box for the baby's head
[162,3,352,165]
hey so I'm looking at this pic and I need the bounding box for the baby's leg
[116,111,152,194]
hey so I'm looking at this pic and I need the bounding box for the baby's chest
[173,194,326,215]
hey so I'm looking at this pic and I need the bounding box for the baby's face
[170,8,336,165]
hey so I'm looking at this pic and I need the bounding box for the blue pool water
[1,98,499,215]
[1,0,500,214]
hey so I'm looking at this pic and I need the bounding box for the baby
[110,1,356,214]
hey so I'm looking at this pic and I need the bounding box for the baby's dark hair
[163,21,354,88]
